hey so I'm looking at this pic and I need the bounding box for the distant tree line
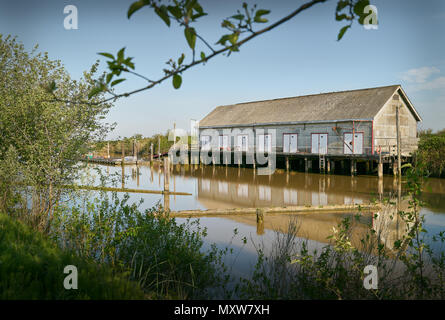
[93,132,183,159]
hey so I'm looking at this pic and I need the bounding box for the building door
[258,134,271,152]
[311,133,328,155]
[344,133,363,154]
[283,134,298,153]
[219,135,229,150]
[354,133,363,154]
[200,135,211,151]
[237,135,248,151]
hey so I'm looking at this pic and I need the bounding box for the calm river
[81,163,445,279]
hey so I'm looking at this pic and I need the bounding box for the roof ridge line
[216,84,401,108]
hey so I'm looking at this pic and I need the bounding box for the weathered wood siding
[199,120,373,155]
[373,91,418,155]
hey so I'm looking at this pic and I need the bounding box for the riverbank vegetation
[0,212,146,299]
[0,35,225,300]
[416,129,445,178]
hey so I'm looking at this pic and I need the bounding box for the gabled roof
[199,85,421,128]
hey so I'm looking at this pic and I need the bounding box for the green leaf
[336,0,350,12]
[167,5,182,19]
[155,5,171,26]
[200,51,206,61]
[216,34,230,46]
[254,9,270,23]
[228,32,239,45]
[222,19,235,29]
[231,14,245,20]
[117,47,125,63]
[88,86,103,99]
[128,1,147,19]
[337,25,350,41]
[106,73,113,84]
[172,74,182,89]
[354,0,371,24]
[98,52,115,60]
[178,53,185,65]
[123,58,135,70]
[336,13,349,21]
[184,27,196,50]
[111,78,126,87]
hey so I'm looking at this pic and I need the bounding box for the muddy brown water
[81,163,445,279]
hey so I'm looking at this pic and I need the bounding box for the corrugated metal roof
[200,85,416,127]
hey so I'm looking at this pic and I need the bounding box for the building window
[283,133,298,153]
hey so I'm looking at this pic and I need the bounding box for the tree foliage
[0,35,113,231]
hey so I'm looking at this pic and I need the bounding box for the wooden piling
[256,208,265,235]
[164,157,170,192]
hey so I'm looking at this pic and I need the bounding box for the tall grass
[50,187,227,299]
[238,165,445,299]
[0,212,145,299]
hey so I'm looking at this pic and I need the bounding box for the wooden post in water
[150,143,153,165]
[304,157,308,173]
[256,208,264,235]
[378,156,383,179]
[136,166,140,187]
[121,165,125,189]
[326,158,331,174]
[164,157,170,193]
[351,159,356,176]
[158,136,161,159]
[286,156,289,172]
[121,142,125,166]
[392,158,397,177]
[107,141,110,159]
[396,105,402,179]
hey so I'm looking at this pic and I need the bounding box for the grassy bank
[0,212,145,299]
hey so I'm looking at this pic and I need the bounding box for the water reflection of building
[185,166,389,209]
[171,165,409,251]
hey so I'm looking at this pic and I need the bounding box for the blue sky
[1,0,444,139]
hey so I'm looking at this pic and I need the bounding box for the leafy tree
[0,35,113,231]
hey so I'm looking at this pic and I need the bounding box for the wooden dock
[169,203,380,217]
[62,184,192,196]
